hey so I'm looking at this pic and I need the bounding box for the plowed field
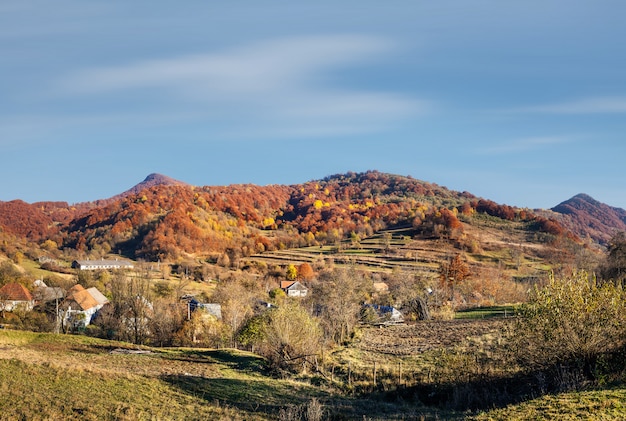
[355,319,508,355]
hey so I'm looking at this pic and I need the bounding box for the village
[0,256,407,352]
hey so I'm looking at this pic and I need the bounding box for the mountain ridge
[0,171,623,264]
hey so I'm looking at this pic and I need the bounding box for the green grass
[0,330,304,420]
[2,323,624,420]
[455,305,518,320]
[0,329,456,420]
[471,385,626,420]
[19,257,73,280]
[0,358,217,421]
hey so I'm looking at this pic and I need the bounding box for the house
[195,302,222,319]
[184,297,222,319]
[32,280,65,304]
[280,280,308,297]
[86,287,109,307]
[363,304,404,324]
[61,285,109,329]
[0,283,35,312]
[71,259,134,271]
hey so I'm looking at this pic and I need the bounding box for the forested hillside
[0,171,596,268]
[548,193,626,244]
[0,170,615,266]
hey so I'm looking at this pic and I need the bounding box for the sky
[2,1,626,209]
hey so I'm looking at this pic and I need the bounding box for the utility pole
[55,297,60,334]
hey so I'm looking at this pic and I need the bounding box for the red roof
[68,284,85,295]
[280,280,296,289]
[67,289,99,311]
[0,283,33,302]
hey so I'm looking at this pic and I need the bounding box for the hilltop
[108,173,189,201]
[548,193,626,244]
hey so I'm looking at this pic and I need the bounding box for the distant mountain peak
[106,173,189,202]
[570,193,598,203]
[551,193,626,244]
[141,173,187,186]
[555,193,601,211]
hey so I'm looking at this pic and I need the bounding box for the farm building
[280,280,308,297]
[32,280,65,304]
[71,259,134,271]
[186,297,222,319]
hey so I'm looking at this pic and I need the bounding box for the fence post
[373,362,377,388]
[348,361,352,387]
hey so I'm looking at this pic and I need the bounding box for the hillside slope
[549,193,626,244]
[0,171,621,268]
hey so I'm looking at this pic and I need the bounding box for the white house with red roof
[0,282,35,312]
[61,285,109,330]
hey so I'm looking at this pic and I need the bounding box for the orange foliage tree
[296,262,315,281]
[439,254,470,302]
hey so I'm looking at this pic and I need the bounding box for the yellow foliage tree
[286,264,298,281]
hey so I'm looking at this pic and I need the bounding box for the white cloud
[479,136,574,155]
[62,35,391,94]
[54,35,425,138]
[512,97,626,114]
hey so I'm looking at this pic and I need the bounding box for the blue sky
[2,1,626,209]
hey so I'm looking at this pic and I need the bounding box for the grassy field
[0,330,304,420]
[454,305,518,319]
[0,329,459,420]
[244,220,553,282]
[471,386,626,420]
[1,320,624,419]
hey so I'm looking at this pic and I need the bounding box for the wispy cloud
[479,136,574,155]
[512,97,626,114]
[54,35,425,138]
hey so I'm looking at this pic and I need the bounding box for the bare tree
[439,254,470,302]
[211,275,260,347]
[105,271,153,344]
[311,268,372,344]
[149,297,186,346]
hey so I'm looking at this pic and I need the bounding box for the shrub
[511,271,626,388]
[258,302,322,373]
[431,302,455,320]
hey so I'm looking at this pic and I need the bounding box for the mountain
[549,193,626,244]
[0,171,624,267]
[56,171,579,262]
[107,173,189,201]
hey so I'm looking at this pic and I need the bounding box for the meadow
[1,311,624,420]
